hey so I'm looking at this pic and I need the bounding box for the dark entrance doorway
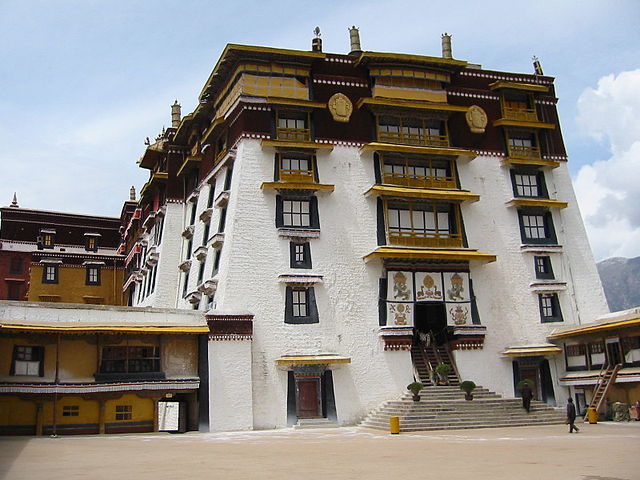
[414,303,447,345]
[296,378,321,418]
[606,340,622,366]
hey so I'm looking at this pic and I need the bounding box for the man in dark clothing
[567,397,580,433]
[521,382,533,413]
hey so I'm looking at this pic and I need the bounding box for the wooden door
[296,379,320,418]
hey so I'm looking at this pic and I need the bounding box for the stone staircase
[411,342,460,386]
[360,386,565,432]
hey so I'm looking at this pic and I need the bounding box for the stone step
[294,418,337,429]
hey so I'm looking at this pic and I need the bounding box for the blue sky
[1,0,639,260]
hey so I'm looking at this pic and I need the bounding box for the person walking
[567,397,580,433]
[521,381,533,413]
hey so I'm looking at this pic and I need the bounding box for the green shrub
[435,363,452,375]
[459,380,476,394]
[407,382,424,394]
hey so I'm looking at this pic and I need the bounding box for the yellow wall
[0,396,36,425]
[106,394,154,423]
[28,265,124,305]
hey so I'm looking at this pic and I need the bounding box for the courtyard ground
[0,422,638,480]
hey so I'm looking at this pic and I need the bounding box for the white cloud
[574,69,640,260]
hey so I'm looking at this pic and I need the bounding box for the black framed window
[100,346,160,374]
[86,266,101,285]
[182,272,190,297]
[276,195,319,229]
[40,232,55,249]
[518,210,557,244]
[511,170,547,198]
[10,345,44,376]
[539,293,563,323]
[285,286,319,324]
[202,222,211,245]
[85,236,99,252]
[189,200,198,226]
[62,406,79,417]
[223,167,234,191]
[218,208,227,233]
[207,180,216,208]
[290,242,312,269]
[277,153,316,183]
[197,261,205,284]
[212,249,221,276]
[42,265,59,284]
[534,256,554,279]
[115,405,132,420]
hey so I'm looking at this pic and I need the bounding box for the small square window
[534,256,554,279]
[9,257,23,275]
[539,293,563,323]
[62,405,79,417]
[42,265,59,284]
[86,266,101,285]
[115,405,132,421]
[276,196,319,230]
[41,233,55,249]
[11,345,44,376]
[85,236,99,251]
[518,210,557,245]
[285,286,319,324]
[290,242,312,269]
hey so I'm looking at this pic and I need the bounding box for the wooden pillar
[98,398,106,434]
[153,397,160,432]
[35,402,44,436]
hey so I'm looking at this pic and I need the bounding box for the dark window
[9,257,23,275]
[150,265,157,293]
[212,249,222,276]
[534,256,554,279]
[539,293,563,323]
[285,286,319,324]
[115,405,132,421]
[511,170,547,198]
[202,222,211,245]
[218,208,227,233]
[62,406,79,417]
[85,236,99,251]
[290,242,312,269]
[207,181,216,208]
[518,210,557,244]
[276,196,319,229]
[223,167,234,191]
[154,218,164,245]
[277,153,316,183]
[40,232,55,249]
[86,266,101,285]
[10,345,44,376]
[189,200,198,225]
[185,239,193,259]
[277,111,310,141]
[42,265,59,284]
[182,272,190,297]
[197,261,205,284]
[100,346,160,374]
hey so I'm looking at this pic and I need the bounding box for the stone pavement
[0,422,638,480]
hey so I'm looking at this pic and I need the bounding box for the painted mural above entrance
[386,271,473,327]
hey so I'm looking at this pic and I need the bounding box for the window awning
[547,313,640,340]
[0,324,210,335]
[366,185,479,203]
[364,247,496,263]
[276,355,351,366]
[501,345,563,357]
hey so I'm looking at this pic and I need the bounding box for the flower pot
[464,393,473,401]
[412,394,421,402]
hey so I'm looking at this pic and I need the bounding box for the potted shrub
[407,381,424,402]
[435,363,452,385]
[460,380,477,400]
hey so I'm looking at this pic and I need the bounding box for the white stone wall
[215,140,414,428]
[207,339,253,431]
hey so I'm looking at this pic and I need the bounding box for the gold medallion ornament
[328,93,353,123]
[465,105,488,134]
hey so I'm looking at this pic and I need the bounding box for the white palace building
[118,29,609,431]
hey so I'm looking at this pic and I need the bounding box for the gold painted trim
[489,81,549,92]
[506,198,568,209]
[503,158,561,168]
[493,119,556,129]
[276,355,351,365]
[261,140,334,151]
[266,97,325,109]
[356,51,468,68]
[261,182,335,192]
[176,154,203,177]
[502,346,563,357]
[364,247,496,263]
[367,185,479,202]
[0,324,210,334]
[357,97,469,113]
[548,318,640,339]
[201,116,226,144]
[361,142,476,158]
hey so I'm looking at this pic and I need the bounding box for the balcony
[507,145,541,161]
[388,230,463,248]
[378,130,449,148]
[502,106,538,122]
[382,171,456,190]
[276,127,311,142]
[279,167,315,183]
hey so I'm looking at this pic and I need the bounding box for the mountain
[597,256,640,312]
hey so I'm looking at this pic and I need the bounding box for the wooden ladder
[588,363,622,413]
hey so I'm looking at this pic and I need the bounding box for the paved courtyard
[0,422,638,480]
